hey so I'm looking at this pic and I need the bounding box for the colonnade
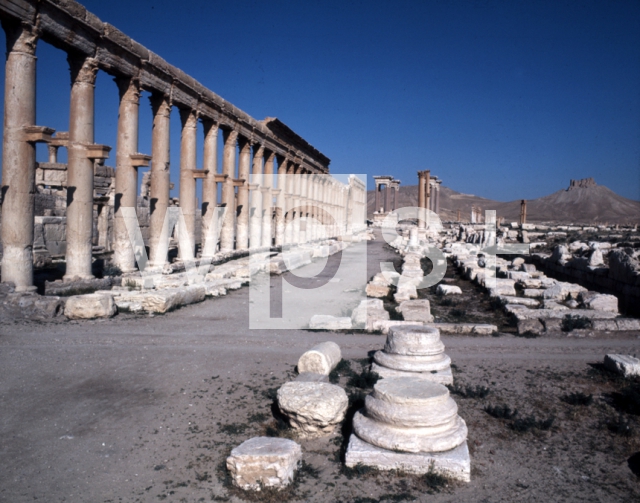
[373,175,400,213]
[0,0,367,291]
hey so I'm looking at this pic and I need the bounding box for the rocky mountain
[367,178,640,225]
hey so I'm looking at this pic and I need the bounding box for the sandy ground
[1,237,639,503]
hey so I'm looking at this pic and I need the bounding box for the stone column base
[345,434,470,482]
[371,362,453,385]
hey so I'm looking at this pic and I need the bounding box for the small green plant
[329,359,355,383]
[262,387,279,401]
[124,278,140,291]
[510,414,555,433]
[606,414,635,437]
[561,392,593,406]
[611,383,640,415]
[341,462,377,479]
[248,412,269,423]
[562,315,592,332]
[219,423,248,435]
[421,461,452,493]
[484,404,518,420]
[447,384,490,399]
[347,369,380,389]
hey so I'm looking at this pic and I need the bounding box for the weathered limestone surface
[604,354,640,378]
[297,341,342,375]
[350,377,468,455]
[277,381,348,435]
[294,372,329,383]
[579,292,619,314]
[112,284,206,313]
[351,299,390,329]
[373,326,453,384]
[543,281,588,300]
[64,292,116,319]
[345,434,470,481]
[226,437,302,490]
[396,299,434,323]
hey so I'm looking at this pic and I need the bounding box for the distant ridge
[367,178,640,224]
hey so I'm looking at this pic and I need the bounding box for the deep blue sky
[2,0,639,201]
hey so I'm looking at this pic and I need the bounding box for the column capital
[2,20,38,56]
[149,93,172,117]
[114,75,141,104]
[179,107,198,128]
[67,55,99,86]
[252,143,265,159]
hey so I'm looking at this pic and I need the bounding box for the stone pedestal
[345,376,470,481]
[371,325,453,384]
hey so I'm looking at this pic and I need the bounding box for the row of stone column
[0,20,367,291]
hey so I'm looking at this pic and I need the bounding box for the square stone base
[345,435,470,482]
[371,362,454,385]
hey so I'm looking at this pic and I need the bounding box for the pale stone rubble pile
[7,237,357,320]
[446,242,640,334]
[227,334,471,490]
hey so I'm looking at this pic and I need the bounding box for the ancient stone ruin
[0,0,368,296]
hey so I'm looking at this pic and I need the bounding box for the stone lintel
[214,174,228,182]
[247,183,259,190]
[49,131,69,147]
[23,126,55,143]
[233,178,246,187]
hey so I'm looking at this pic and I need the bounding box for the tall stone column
[262,151,275,248]
[274,156,287,246]
[113,76,141,273]
[384,183,391,213]
[0,22,39,290]
[220,129,238,251]
[283,160,295,245]
[200,119,219,258]
[299,169,308,243]
[64,55,98,281]
[435,184,440,214]
[249,144,264,249]
[292,165,302,244]
[178,108,197,259]
[309,174,318,241]
[235,136,251,250]
[148,94,172,267]
[374,181,381,213]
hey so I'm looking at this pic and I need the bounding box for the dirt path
[1,236,639,502]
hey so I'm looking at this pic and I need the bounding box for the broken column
[346,376,470,481]
[226,437,302,490]
[297,341,341,375]
[371,325,453,384]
